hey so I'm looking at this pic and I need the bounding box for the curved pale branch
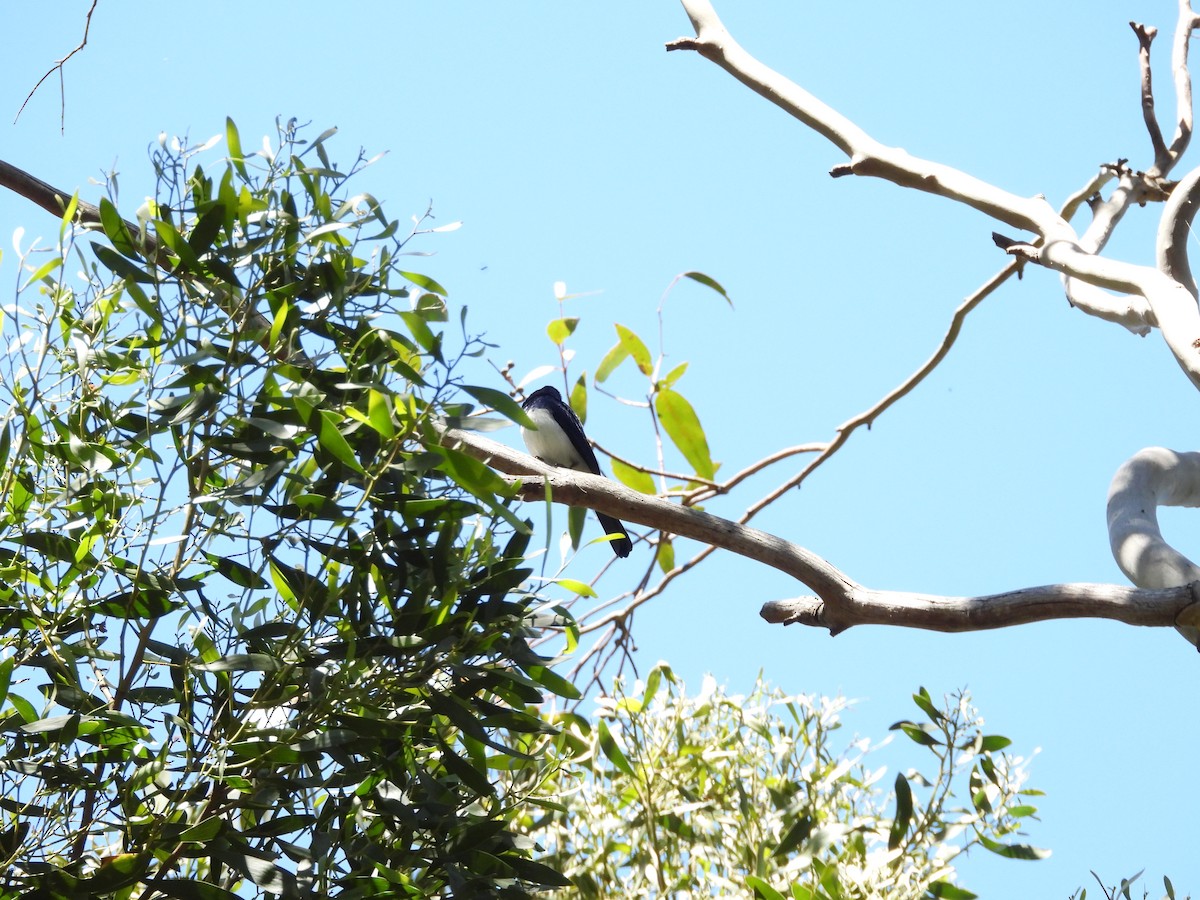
[670,0,1200,388]
[1157,161,1200,294]
[445,426,1200,638]
[1108,447,1200,589]
[1108,446,1200,645]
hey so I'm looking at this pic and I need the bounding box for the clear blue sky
[1,2,1196,895]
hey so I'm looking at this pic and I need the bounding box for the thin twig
[15,0,100,132]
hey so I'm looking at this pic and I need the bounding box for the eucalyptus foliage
[0,120,573,898]
[520,666,1043,899]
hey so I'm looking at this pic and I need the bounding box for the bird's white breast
[522,407,588,471]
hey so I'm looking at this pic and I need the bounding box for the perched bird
[521,385,633,557]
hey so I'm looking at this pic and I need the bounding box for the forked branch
[669,0,1200,388]
[444,426,1200,639]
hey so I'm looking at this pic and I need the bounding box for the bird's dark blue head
[522,385,561,409]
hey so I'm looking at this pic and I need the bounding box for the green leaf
[888,773,913,849]
[912,686,944,723]
[399,270,448,295]
[525,664,581,700]
[1118,870,1145,900]
[977,834,1051,860]
[596,718,635,777]
[889,720,941,747]
[570,374,588,424]
[91,242,154,283]
[656,387,715,480]
[567,503,586,550]
[178,817,225,843]
[614,323,652,375]
[366,388,396,439]
[979,734,1012,752]
[22,254,63,288]
[746,876,787,900]
[316,409,364,473]
[684,270,733,305]
[226,116,249,180]
[196,654,282,673]
[547,316,578,345]
[642,665,665,706]
[21,713,84,735]
[154,218,204,271]
[595,340,629,382]
[551,578,597,598]
[774,814,813,857]
[0,656,12,707]
[505,857,573,888]
[98,197,140,259]
[461,384,535,428]
[611,458,655,494]
[439,741,495,796]
[656,536,676,573]
[206,553,269,590]
[926,881,978,899]
[662,360,689,388]
[187,203,227,256]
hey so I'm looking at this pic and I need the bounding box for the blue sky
[1,2,1196,895]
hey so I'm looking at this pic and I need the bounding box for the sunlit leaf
[226,116,249,180]
[614,323,652,375]
[399,270,448,295]
[656,387,715,480]
[612,458,655,494]
[461,384,535,428]
[595,340,629,382]
[596,718,635,777]
[745,876,786,900]
[526,664,582,700]
[547,317,578,345]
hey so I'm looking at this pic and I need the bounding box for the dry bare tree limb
[1059,279,1156,334]
[670,0,1200,388]
[444,426,1200,638]
[735,259,1017,520]
[992,231,1200,388]
[760,582,1200,636]
[1058,10,1200,325]
[0,158,99,223]
[1134,22,1170,165]
[668,3,1065,234]
[568,167,1137,639]
[1157,1,1200,170]
[14,0,99,130]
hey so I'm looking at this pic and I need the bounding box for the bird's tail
[597,513,633,558]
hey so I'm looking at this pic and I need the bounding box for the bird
[520,385,633,557]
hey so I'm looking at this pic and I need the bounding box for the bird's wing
[552,402,603,475]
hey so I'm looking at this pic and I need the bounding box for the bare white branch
[670,0,1200,387]
[1107,446,1200,644]
[1108,447,1200,589]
